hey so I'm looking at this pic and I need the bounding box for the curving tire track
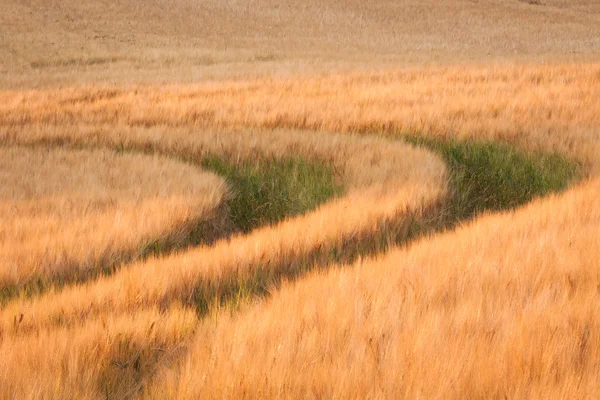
[0,124,447,332]
[0,110,446,397]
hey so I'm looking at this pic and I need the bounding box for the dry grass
[2,63,598,172]
[0,146,227,289]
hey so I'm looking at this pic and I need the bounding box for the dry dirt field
[1,0,599,398]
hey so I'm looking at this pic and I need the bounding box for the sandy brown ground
[1,0,600,87]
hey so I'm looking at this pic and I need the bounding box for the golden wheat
[1,0,599,397]
[2,63,599,172]
[0,146,227,288]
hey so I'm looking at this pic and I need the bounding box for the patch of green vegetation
[405,136,581,224]
[201,155,343,233]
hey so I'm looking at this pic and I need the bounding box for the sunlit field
[1,0,599,398]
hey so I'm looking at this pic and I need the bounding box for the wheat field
[0,146,228,289]
[1,0,599,398]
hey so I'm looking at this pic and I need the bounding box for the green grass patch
[405,136,581,224]
[201,155,343,233]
